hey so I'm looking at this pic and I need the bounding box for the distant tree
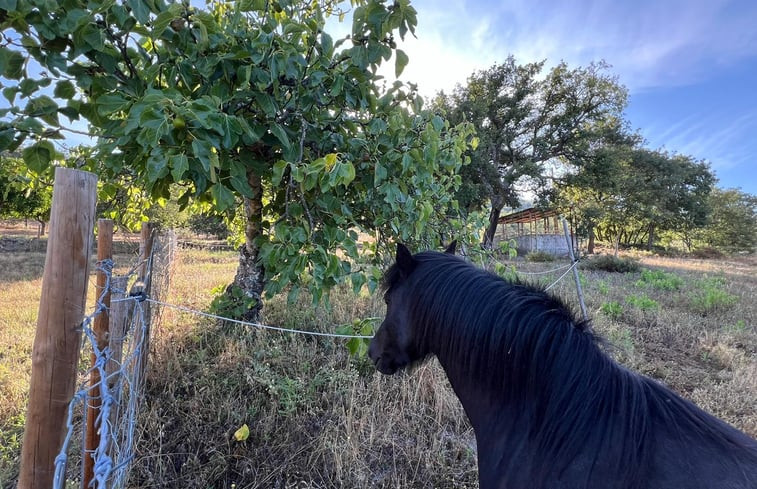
[696,188,757,253]
[624,149,714,250]
[2,0,476,319]
[0,153,52,236]
[436,57,627,247]
[556,119,639,254]
[188,212,231,240]
[556,124,715,255]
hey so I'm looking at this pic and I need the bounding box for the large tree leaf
[0,47,25,80]
[22,141,55,173]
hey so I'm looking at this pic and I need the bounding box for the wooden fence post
[18,168,97,489]
[83,219,113,489]
[136,222,154,383]
[105,276,130,460]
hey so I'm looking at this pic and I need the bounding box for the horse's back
[645,413,757,489]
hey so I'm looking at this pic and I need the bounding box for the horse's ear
[396,243,416,276]
[445,240,457,254]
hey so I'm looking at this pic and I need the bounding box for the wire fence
[52,231,175,489]
[50,229,582,488]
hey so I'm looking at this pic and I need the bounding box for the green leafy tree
[623,149,714,250]
[436,57,627,247]
[559,140,715,254]
[555,119,639,254]
[1,0,476,319]
[0,152,53,236]
[696,187,757,253]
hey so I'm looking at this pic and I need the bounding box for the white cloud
[376,0,757,94]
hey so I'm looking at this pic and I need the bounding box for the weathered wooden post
[105,275,130,462]
[83,219,113,488]
[18,168,97,489]
[135,222,154,384]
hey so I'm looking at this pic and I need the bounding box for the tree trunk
[647,223,655,251]
[483,194,506,249]
[587,224,595,254]
[229,170,265,322]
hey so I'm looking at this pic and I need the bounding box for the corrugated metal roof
[498,207,559,224]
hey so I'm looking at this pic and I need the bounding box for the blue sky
[380,0,757,194]
[5,0,755,194]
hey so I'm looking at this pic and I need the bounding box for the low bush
[580,255,641,273]
[689,277,738,314]
[626,294,660,311]
[690,247,725,259]
[634,269,685,291]
[525,250,556,262]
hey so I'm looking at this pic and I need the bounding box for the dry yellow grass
[1,237,755,488]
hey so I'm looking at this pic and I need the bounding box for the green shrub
[597,280,610,295]
[626,294,659,311]
[689,277,738,314]
[580,255,640,273]
[600,301,623,320]
[525,250,556,262]
[635,269,684,291]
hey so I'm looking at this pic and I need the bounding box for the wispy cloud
[386,0,757,94]
[646,110,757,172]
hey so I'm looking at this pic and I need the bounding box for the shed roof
[498,207,559,225]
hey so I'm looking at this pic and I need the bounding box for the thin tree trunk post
[135,222,154,385]
[138,222,154,286]
[83,219,113,489]
[562,217,589,322]
[18,168,97,489]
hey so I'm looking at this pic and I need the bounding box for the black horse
[368,243,757,489]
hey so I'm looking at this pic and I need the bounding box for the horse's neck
[439,359,542,487]
[436,357,522,436]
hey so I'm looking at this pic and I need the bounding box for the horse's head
[369,241,456,375]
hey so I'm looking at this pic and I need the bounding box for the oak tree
[437,57,627,247]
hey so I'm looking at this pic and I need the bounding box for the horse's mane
[383,251,756,487]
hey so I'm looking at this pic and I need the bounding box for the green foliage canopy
[696,187,757,253]
[560,138,715,252]
[1,0,477,304]
[435,57,628,246]
[0,153,52,231]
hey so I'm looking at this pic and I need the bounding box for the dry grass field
[1,222,755,488]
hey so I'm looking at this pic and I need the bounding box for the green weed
[597,280,610,295]
[689,277,738,314]
[626,294,660,311]
[634,269,684,291]
[608,327,635,355]
[724,320,749,333]
[600,301,624,320]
